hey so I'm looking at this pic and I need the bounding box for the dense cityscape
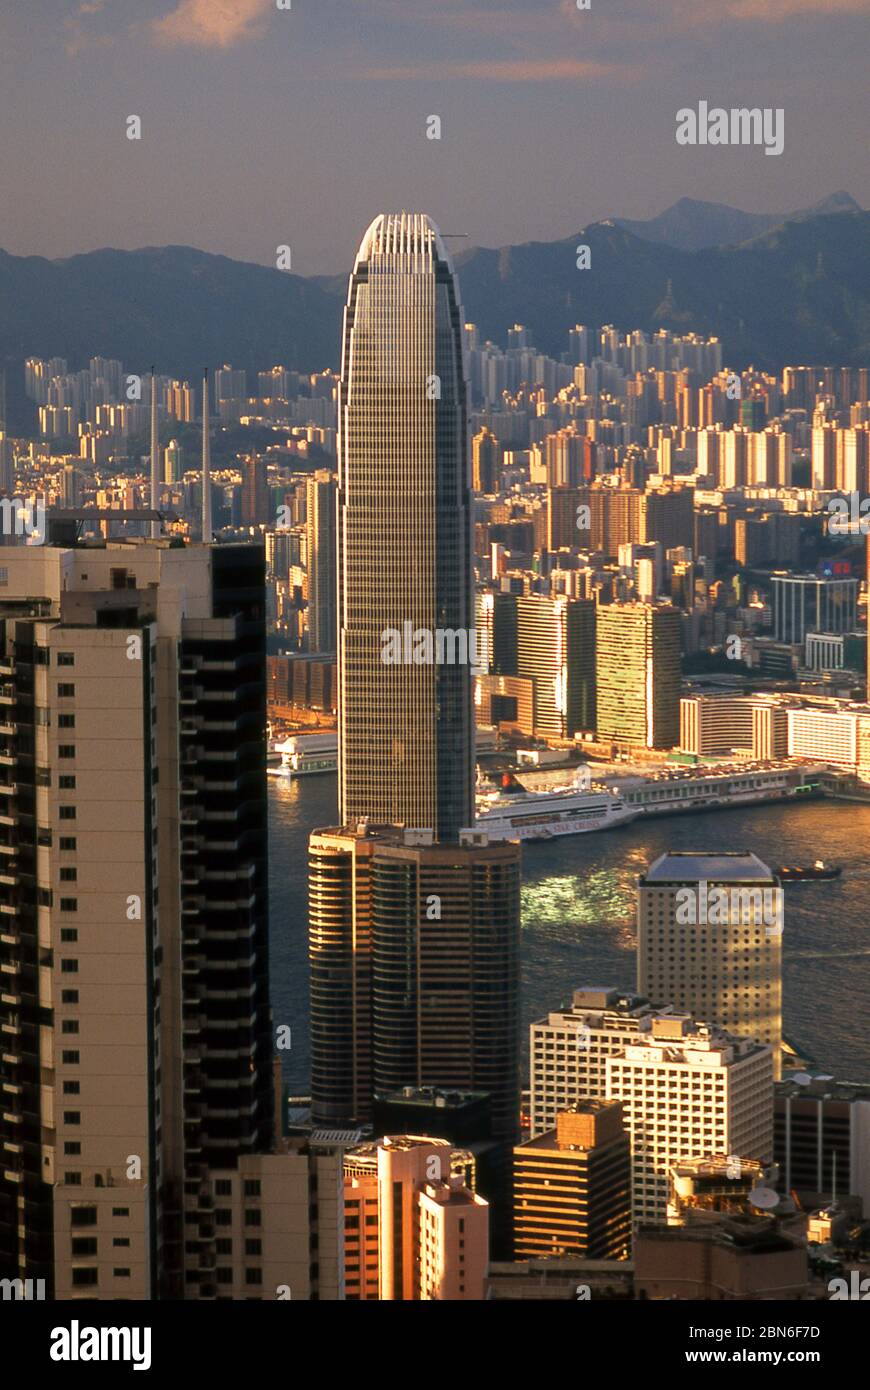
[1,0,869,1372]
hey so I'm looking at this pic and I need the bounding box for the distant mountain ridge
[0,198,868,431]
[612,191,862,251]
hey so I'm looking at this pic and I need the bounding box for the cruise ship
[475,771,636,842]
[473,761,826,843]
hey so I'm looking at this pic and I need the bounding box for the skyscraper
[637,851,783,1077]
[595,602,681,749]
[305,470,337,654]
[337,212,474,842]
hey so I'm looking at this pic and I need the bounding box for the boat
[777,861,842,882]
[475,769,637,842]
[268,731,338,778]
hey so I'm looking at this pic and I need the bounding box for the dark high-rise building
[337,213,474,842]
[240,456,270,526]
[472,427,499,494]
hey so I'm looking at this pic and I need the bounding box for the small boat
[777,861,842,882]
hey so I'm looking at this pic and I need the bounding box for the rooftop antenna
[149,367,160,539]
[202,368,213,544]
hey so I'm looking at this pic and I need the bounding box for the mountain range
[1,194,868,431]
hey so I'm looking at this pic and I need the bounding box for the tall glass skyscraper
[337,212,474,842]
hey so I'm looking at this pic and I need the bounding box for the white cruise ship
[475,771,636,842]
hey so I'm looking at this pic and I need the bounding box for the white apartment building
[607,1016,774,1223]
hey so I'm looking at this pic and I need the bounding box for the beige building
[638,851,783,1077]
[0,539,342,1299]
[343,1136,487,1300]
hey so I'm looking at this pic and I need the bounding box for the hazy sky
[1,0,868,274]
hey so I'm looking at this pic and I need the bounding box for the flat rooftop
[642,851,774,884]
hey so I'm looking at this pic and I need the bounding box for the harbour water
[268,775,870,1091]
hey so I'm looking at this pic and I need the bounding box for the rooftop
[642,850,774,884]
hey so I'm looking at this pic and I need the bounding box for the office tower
[241,456,270,527]
[515,595,595,737]
[343,1136,488,1300]
[606,1016,774,1223]
[305,470,337,653]
[775,1076,870,1211]
[530,988,673,1138]
[0,539,343,1300]
[595,603,680,749]
[641,489,693,554]
[472,427,499,494]
[61,464,80,508]
[201,372,213,544]
[513,1101,631,1259]
[637,851,783,1077]
[309,824,520,1143]
[164,440,183,486]
[337,212,474,841]
[771,572,858,644]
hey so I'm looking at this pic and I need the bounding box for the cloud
[151,0,273,49]
[360,58,638,82]
[64,0,114,56]
[664,0,870,20]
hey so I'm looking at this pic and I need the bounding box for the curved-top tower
[337,212,474,842]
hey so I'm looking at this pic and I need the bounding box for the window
[60,868,77,883]
[59,776,76,790]
[72,1269,98,1287]
[63,1081,80,1095]
[71,1237,97,1256]
[61,1019,79,1034]
[61,958,78,973]
[57,683,75,697]
[244,1210,261,1228]
[113,1237,130,1248]
[64,1172,82,1185]
[59,745,75,759]
[57,652,75,667]
[245,1269,263,1286]
[0,569,7,587]
[60,898,78,912]
[113,1268,131,1278]
[60,928,77,942]
[58,714,75,728]
[215,1179,232,1196]
[62,1050,80,1064]
[216,1238,232,1255]
[243,1180,261,1198]
[215,1210,232,1227]
[63,1111,81,1125]
[71,1206,97,1226]
[245,1239,262,1256]
[217,1269,233,1285]
[112,1207,130,1218]
[64,1142,81,1156]
[59,806,76,820]
[59,836,77,851]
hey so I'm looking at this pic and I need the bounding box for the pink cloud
[151,0,273,50]
[360,58,638,82]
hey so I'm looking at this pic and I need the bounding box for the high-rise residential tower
[337,212,474,842]
[595,602,681,749]
[305,470,337,654]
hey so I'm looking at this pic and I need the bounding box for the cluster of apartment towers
[0,214,780,1302]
